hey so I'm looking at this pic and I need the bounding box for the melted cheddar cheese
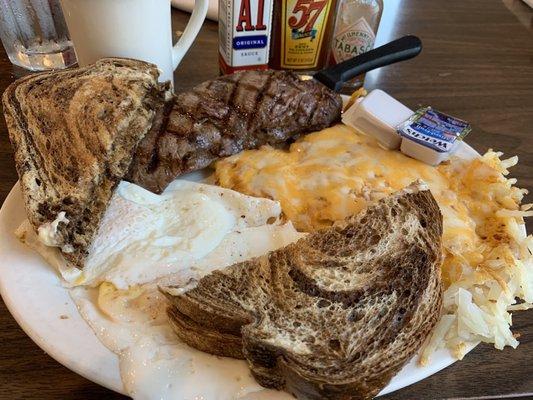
[215,124,526,289]
[216,123,533,361]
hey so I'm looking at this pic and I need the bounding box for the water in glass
[0,0,77,71]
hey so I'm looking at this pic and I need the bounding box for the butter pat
[37,211,73,253]
[342,89,414,149]
[398,107,471,165]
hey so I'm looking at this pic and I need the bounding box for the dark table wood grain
[0,1,532,399]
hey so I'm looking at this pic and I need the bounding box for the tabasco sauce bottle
[219,0,275,74]
[329,0,383,88]
[269,0,339,73]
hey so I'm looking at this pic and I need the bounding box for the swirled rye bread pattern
[163,183,443,400]
[2,58,170,269]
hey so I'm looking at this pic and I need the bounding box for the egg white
[18,179,300,288]
[70,282,294,400]
[17,179,304,399]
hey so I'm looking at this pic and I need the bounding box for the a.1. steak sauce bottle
[219,0,275,74]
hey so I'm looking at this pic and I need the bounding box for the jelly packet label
[397,107,471,153]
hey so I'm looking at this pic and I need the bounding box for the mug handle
[171,0,209,69]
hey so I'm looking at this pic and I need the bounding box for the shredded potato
[419,151,531,364]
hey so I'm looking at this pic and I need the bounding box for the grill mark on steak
[248,72,274,136]
[146,100,173,173]
[222,77,264,138]
[221,77,239,136]
[127,70,342,193]
[303,89,320,129]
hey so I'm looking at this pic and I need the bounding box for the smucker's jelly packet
[397,107,472,153]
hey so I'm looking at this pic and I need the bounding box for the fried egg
[19,179,303,288]
[70,283,291,399]
[18,179,304,399]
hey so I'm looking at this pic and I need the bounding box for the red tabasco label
[219,0,274,74]
[332,17,375,63]
[280,0,333,69]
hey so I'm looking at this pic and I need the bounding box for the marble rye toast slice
[2,58,170,270]
[163,182,443,400]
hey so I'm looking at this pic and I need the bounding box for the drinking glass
[0,0,77,71]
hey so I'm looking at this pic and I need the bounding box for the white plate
[0,181,125,392]
[0,140,479,398]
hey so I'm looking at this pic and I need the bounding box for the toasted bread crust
[2,58,170,269]
[167,307,244,359]
[164,184,443,400]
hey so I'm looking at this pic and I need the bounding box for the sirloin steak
[127,70,343,193]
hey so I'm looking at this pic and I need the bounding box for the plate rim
[0,181,126,394]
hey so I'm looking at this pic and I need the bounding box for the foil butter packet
[397,107,472,165]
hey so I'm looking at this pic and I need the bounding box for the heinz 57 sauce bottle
[269,0,339,73]
[219,0,275,74]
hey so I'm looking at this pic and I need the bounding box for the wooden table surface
[1,1,532,399]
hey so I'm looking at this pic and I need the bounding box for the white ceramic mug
[60,0,208,85]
